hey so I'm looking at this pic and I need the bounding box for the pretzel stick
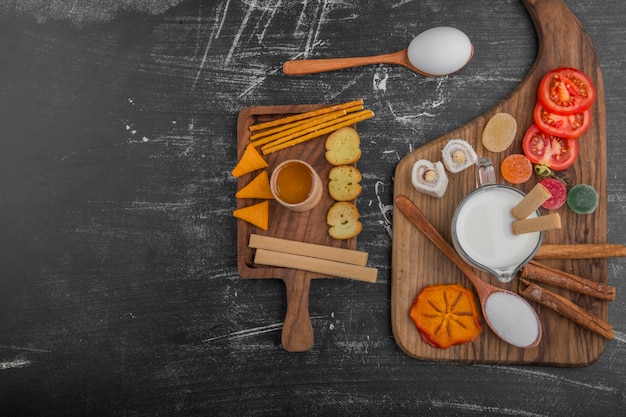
[262,110,374,155]
[250,104,364,142]
[521,260,616,301]
[260,109,373,153]
[250,109,348,146]
[519,280,614,340]
[248,99,364,132]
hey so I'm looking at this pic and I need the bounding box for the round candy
[567,184,599,214]
[540,178,567,210]
[501,154,532,184]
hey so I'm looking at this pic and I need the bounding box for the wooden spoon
[283,27,474,76]
[395,195,542,348]
[283,49,429,76]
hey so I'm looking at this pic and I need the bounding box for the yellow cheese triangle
[235,170,274,199]
[233,200,269,230]
[232,145,269,178]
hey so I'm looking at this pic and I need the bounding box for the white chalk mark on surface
[374,181,393,238]
[191,0,230,90]
[0,345,51,353]
[485,365,616,392]
[294,0,310,37]
[0,358,32,370]
[612,330,625,343]
[373,70,388,92]
[303,0,332,59]
[192,0,231,90]
[215,0,231,39]
[225,0,257,65]
[203,315,326,343]
[238,66,283,99]
[256,0,282,44]
[429,401,546,417]
[322,75,365,103]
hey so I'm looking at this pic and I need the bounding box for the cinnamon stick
[521,260,616,301]
[519,280,614,340]
[535,244,626,259]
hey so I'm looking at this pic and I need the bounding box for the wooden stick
[254,249,378,283]
[248,234,368,266]
[248,99,364,132]
[262,110,374,155]
[535,244,626,259]
[521,260,616,301]
[250,109,347,146]
[519,280,614,340]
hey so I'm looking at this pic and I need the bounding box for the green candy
[567,184,599,214]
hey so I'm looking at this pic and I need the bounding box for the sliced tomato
[538,67,596,115]
[533,102,592,139]
[522,125,579,172]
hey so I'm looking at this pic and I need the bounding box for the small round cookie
[326,201,362,240]
[325,127,361,166]
[328,165,362,201]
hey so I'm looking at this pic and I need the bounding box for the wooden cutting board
[236,104,360,352]
[391,0,608,366]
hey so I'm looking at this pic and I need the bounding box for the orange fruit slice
[409,283,482,349]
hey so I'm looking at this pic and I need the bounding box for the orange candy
[501,154,533,184]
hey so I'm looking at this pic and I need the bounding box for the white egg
[407,26,473,76]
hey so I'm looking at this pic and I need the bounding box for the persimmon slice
[409,284,482,349]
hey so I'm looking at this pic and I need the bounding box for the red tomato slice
[538,67,596,115]
[522,125,579,172]
[533,102,592,139]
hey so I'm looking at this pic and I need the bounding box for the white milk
[454,186,541,270]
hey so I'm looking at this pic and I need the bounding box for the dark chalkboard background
[1,0,625,415]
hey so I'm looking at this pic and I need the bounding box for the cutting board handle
[521,0,590,65]
[281,272,314,352]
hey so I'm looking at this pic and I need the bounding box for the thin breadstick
[250,109,347,147]
[250,110,345,141]
[260,110,372,152]
[262,110,374,155]
[249,99,364,132]
[250,104,364,141]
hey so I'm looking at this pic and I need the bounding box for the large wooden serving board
[236,104,359,352]
[391,0,608,366]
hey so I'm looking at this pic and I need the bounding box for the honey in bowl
[274,161,313,204]
[270,159,322,212]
